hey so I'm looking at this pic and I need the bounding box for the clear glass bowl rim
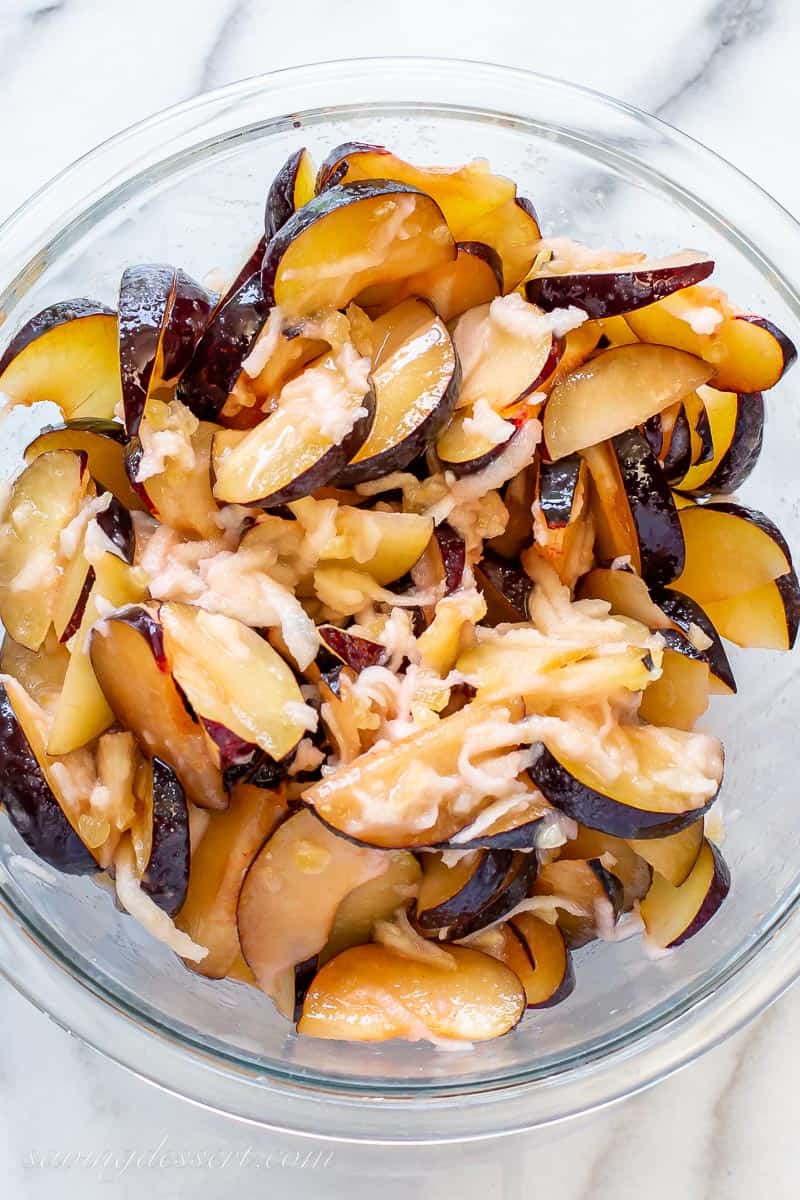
[1,55,800,1144]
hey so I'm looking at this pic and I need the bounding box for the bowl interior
[1,64,799,1127]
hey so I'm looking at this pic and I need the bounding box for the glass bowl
[1,57,799,1145]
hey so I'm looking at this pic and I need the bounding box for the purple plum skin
[526,257,714,319]
[0,684,98,875]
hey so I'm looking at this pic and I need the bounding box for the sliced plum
[676,386,764,494]
[543,344,713,461]
[176,782,287,977]
[0,450,90,651]
[702,569,800,651]
[47,552,148,755]
[529,724,723,839]
[452,298,561,415]
[640,838,730,948]
[475,553,532,624]
[265,147,316,239]
[177,271,269,421]
[0,679,98,874]
[88,604,226,810]
[672,502,791,605]
[25,418,145,512]
[160,602,312,764]
[359,241,503,321]
[237,807,387,1017]
[320,850,422,964]
[335,299,459,484]
[262,180,455,316]
[626,284,796,393]
[317,625,388,672]
[526,251,714,319]
[532,857,624,948]
[126,412,220,539]
[628,820,704,888]
[0,299,121,420]
[139,757,190,917]
[211,350,375,507]
[297,943,525,1043]
[118,264,177,436]
[414,849,513,935]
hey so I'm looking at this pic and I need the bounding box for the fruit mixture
[0,142,797,1046]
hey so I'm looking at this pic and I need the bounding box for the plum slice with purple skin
[297,943,526,1043]
[140,757,190,917]
[417,851,535,940]
[177,271,269,421]
[676,387,764,495]
[89,604,227,811]
[262,180,455,316]
[475,553,532,625]
[672,501,791,607]
[357,241,503,322]
[24,418,146,512]
[0,679,98,875]
[118,264,177,435]
[660,406,693,483]
[526,251,714,319]
[532,857,624,949]
[0,449,91,652]
[176,782,287,978]
[159,269,218,384]
[640,839,730,948]
[160,602,312,766]
[317,625,387,672]
[0,299,121,421]
[609,427,686,586]
[211,354,376,508]
[701,569,800,652]
[434,408,520,477]
[472,914,575,1009]
[529,724,723,840]
[544,343,713,461]
[335,298,459,485]
[237,807,387,1018]
[265,147,316,238]
[538,454,582,527]
[414,849,513,933]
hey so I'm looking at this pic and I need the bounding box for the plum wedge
[0,678,98,874]
[0,300,122,420]
[262,181,455,315]
[176,783,287,975]
[359,241,503,321]
[265,147,316,238]
[211,348,375,506]
[672,502,791,605]
[25,418,145,512]
[297,943,525,1042]
[626,284,796,393]
[89,605,226,810]
[526,251,714,318]
[0,450,90,651]
[544,344,713,461]
[640,839,730,948]
[237,808,387,1018]
[336,298,459,484]
[160,602,312,766]
[529,724,724,838]
[451,297,562,414]
[675,386,764,494]
[473,914,574,1008]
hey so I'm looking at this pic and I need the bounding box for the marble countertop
[1,0,799,1195]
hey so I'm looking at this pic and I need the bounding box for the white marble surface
[1,0,800,1195]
